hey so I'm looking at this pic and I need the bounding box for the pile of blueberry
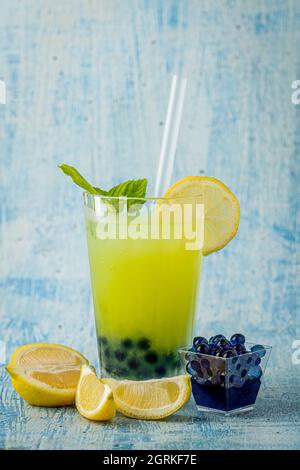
[184,333,267,412]
[186,333,266,387]
[98,336,181,380]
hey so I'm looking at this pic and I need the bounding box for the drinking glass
[83,193,204,379]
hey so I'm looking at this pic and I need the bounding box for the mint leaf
[58,164,107,195]
[107,179,147,208]
[59,163,148,210]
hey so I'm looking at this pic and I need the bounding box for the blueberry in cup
[179,334,271,416]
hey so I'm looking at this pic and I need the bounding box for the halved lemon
[76,365,116,421]
[109,375,191,420]
[6,343,88,406]
[164,176,240,255]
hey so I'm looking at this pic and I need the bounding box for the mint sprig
[59,164,147,209]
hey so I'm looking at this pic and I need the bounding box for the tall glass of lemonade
[84,193,204,379]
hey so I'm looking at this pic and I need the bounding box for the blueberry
[137,338,151,350]
[185,352,196,362]
[196,343,209,354]
[230,333,246,346]
[214,338,231,349]
[104,348,111,358]
[128,358,140,370]
[210,334,226,345]
[221,348,238,358]
[155,366,166,377]
[237,355,252,373]
[234,343,247,355]
[254,356,261,366]
[208,343,217,354]
[122,338,133,349]
[117,367,130,377]
[215,347,226,357]
[201,358,210,369]
[115,350,126,361]
[212,346,224,357]
[193,336,208,349]
[241,369,248,378]
[186,362,197,376]
[248,365,262,379]
[190,360,203,375]
[227,357,240,375]
[98,336,108,345]
[251,344,266,358]
[145,351,158,364]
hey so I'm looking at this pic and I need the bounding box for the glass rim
[178,342,272,361]
[83,191,204,202]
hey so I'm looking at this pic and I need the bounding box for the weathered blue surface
[0,0,299,450]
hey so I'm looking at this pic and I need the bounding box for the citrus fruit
[110,375,191,420]
[6,343,88,406]
[163,176,240,255]
[76,365,116,421]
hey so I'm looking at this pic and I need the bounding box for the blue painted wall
[0,0,299,383]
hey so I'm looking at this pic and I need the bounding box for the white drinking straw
[154,75,187,197]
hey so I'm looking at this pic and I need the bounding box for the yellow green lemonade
[60,164,240,381]
[85,201,203,379]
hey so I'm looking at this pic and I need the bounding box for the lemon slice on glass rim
[163,176,240,255]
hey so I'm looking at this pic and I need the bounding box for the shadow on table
[166,382,300,424]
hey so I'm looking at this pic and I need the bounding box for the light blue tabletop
[0,0,299,450]
[0,364,300,450]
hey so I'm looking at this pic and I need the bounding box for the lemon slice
[110,375,191,420]
[164,176,240,255]
[76,365,116,421]
[6,343,88,406]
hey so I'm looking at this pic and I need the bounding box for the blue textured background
[0,0,299,450]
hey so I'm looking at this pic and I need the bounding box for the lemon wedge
[76,365,116,421]
[163,176,240,255]
[108,375,191,420]
[6,343,88,406]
